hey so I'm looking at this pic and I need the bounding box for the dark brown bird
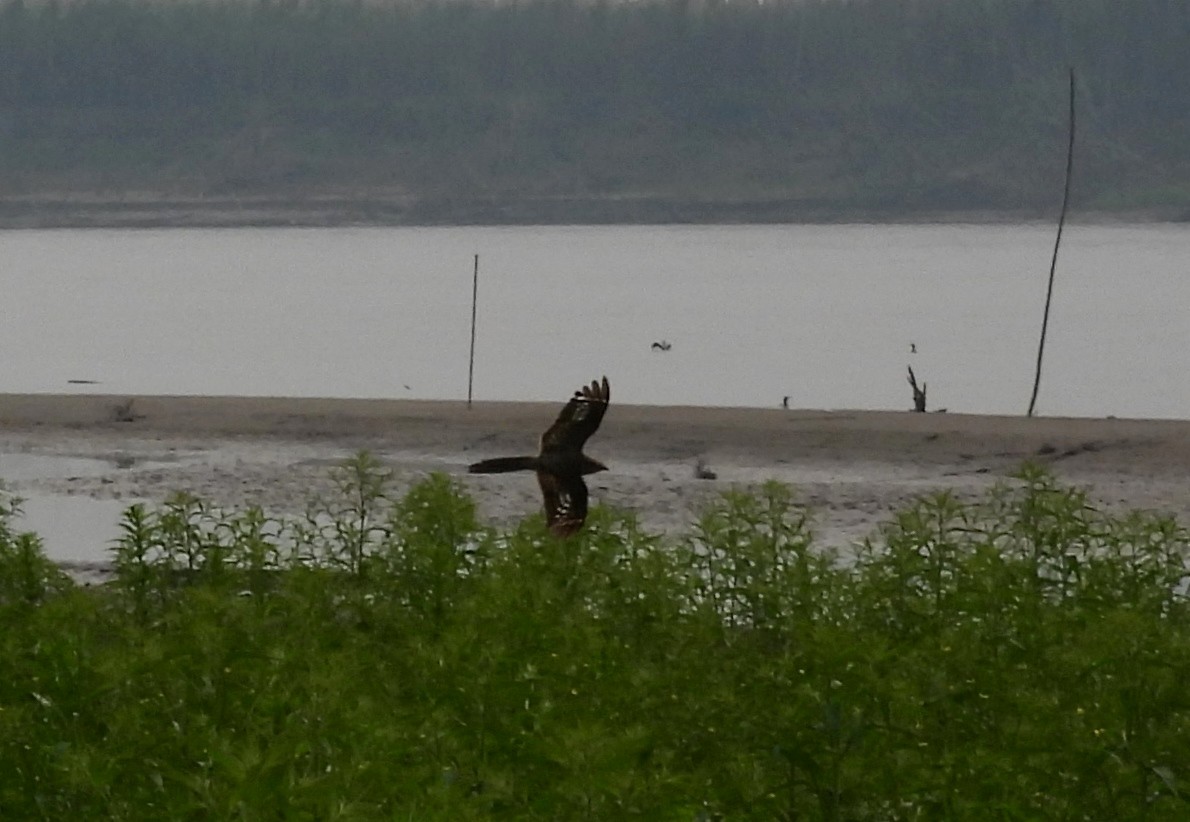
[468,376,611,537]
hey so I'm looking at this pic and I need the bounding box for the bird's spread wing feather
[536,471,589,538]
[539,376,610,455]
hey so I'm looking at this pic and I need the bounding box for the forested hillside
[1,0,1187,224]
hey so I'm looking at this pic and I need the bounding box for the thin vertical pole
[1028,69,1076,417]
[467,254,479,408]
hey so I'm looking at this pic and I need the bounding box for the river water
[1,222,1188,418]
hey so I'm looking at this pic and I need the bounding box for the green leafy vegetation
[1,0,1188,220]
[1,457,1188,818]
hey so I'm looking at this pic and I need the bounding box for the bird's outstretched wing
[539,376,610,455]
[537,471,590,538]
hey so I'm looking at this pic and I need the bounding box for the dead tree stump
[907,366,927,412]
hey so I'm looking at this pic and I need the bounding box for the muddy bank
[1,394,1187,584]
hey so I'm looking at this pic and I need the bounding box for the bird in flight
[469,376,611,537]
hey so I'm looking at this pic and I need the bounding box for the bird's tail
[468,456,538,474]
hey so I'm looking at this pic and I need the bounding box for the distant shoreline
[1,194,1186,230]
[3,393,1190,475]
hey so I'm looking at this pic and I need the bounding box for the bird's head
[582,456,609,475]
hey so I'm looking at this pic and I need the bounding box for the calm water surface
[2,223,1188,418]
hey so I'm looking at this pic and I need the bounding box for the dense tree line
[0,0,1187,220]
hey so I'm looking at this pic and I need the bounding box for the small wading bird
[468,376,611,537]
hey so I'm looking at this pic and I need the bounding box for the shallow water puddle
[14,493,134,565]
[1,451,153,565]
[0,451,129,481]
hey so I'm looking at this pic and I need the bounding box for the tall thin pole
[1028,69,1076,418]
[467,253,479,408]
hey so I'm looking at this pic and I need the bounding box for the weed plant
[0,460,1187,819]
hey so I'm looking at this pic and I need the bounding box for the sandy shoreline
[4,195,1183,230]
[2,394,1188,582]
[1,194,1184,230]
